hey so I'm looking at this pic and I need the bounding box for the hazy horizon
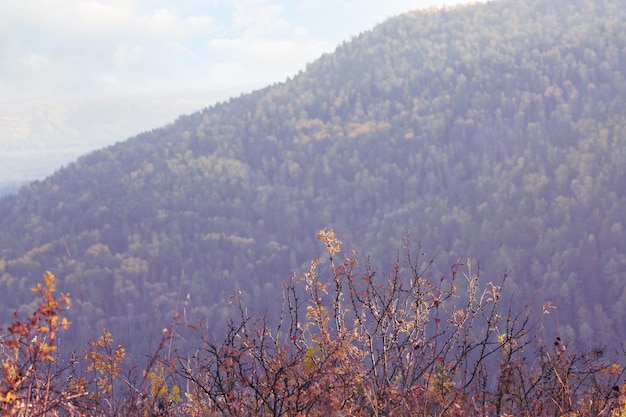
[0,0,486,188]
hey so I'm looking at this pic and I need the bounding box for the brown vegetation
[1,229,625,416]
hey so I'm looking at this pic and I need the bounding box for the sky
[1,0,485,104]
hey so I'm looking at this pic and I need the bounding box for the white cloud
[205,36,328,87]
[88,73,120,88]
[135,7,216,38]
[187,15,215,33]
[293,26,308,37]
[136,8,185,37]
[113,44,144,68]
[0,0,485,102]
[9,0,134,39]
[231,1,289,38]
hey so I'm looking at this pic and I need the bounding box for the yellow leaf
[171,385,182,402]
[0,391,16,403]
[43,270,55,287]
[61,293,71,309]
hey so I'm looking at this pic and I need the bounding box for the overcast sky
[1,0,485,104]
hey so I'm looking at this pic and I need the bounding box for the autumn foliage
[1,229,626,416]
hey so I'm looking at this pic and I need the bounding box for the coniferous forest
[2,0,626,414]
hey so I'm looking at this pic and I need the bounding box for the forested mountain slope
[1,0,625,358]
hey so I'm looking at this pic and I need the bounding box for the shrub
[178,228,626,416]
[1,230,625,416]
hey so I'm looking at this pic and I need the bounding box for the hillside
[1,0,625,359]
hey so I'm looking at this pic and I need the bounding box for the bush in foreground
[1,229,625,416]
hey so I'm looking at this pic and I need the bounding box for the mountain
[0,88,244,192]
[1,0,625,359]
